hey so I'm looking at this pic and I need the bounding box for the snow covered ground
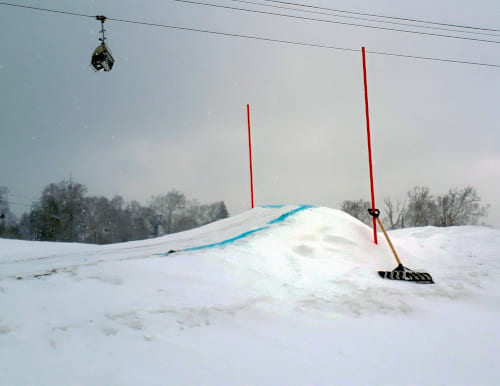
[1,205,499,385]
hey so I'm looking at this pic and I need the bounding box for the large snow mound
[1,205,499,385]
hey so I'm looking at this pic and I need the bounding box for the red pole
[247,104,255,209]
[362,47,377,244]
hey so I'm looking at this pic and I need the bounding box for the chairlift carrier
[91,15,114,72]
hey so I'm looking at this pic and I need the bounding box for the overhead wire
[0,1,499,68]
[107,16,500,68]
[7,201,34,208]
[7,192,39,201]
[0,192,38,210]
[224,0,500,37]
[173,0,500,44]
[257,0,500,33]
[0,1,94,18]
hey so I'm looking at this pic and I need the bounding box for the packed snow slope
[1,205,500,385]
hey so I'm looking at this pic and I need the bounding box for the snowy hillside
[1,205,499,385]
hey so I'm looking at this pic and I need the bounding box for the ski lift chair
[91,43,114,72]
[90,15,114,72]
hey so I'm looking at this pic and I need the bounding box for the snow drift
[1,205,499,385]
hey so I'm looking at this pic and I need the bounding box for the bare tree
[165,199,230,233]
[150,190,186,234]
[340,199,372,225]
[127,200,155,240]
[383,197,406,229]
[405,186,436,227]
[434,186,489,226]
[81,196,113,243]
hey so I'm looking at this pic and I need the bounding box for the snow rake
[368,209,434,284]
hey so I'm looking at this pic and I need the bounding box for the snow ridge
[162,204,315,254]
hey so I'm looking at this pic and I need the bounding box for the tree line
[0,181,229,244]
[341,186,489,229]
[1,183,490,243]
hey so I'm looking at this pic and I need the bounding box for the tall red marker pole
[247,104,255,209]
[362,47,377,244]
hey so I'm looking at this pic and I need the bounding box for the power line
[174,0,500,44]
[7,192,38,201]
[0,190,38,207]
[226,0,500,37]
[8,201,34,208]
[1,2,499,68]
[257,0,500,33]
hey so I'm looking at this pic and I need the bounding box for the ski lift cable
[224,0,500,37]
[0,1,95,18]
[173,0,500,44]
[108,16,500,68]
[1,0,497,34]
[0,2,499,68]
[256,0,500,33]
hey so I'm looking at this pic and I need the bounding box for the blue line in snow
[182,227,265,252]
[161,204,315,255]
[267,205,315,225]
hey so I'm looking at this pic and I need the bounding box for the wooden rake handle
[368,209,402,266]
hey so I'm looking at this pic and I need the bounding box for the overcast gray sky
[1,0,499,227]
